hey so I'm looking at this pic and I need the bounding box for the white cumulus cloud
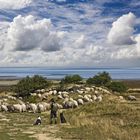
[0,0,32,9]
[6,15,65,52]
[108,12,136,45]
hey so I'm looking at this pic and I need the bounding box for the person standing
[50,98,58,124]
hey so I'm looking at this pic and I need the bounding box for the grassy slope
[57,95,140,140]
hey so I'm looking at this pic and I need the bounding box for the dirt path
[32,126,62,140]
[24,125,62,140]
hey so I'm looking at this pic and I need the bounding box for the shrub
[86,71,111,86]
[14,75,49,97]
[108,81,127,93]
[61,74,83,84]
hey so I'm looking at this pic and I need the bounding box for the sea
[0,67,140,80]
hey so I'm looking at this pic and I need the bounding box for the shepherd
[50,98,58,124]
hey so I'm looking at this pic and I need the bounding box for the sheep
[40,89,45,93]
[77,99,84,105]
[85,87,91,92]
[53,90,57,95]
[7,105,15,112]
[29,103,38,113]
[77,90,84,94]
[41,102,50,110]
[96,95,102,102]
[57,103,63,109]
[13,104,22,113]
[21,104,27,112]
[38,94,42,98]
[72,100,78,108]
[128,95,136,101]
[58,91,62,95]
[119,96,124,100]
[31,93,37,96]
[83,95,90,102]
[92,95,97,101]
[78,95,83,98]
[58,95,63,99]
[1,105,8,112]
[37,103,45,112]
[87,94,92,99]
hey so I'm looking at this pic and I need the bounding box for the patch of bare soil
[24,125,62,140]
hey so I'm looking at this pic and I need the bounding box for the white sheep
[92,95,97,101]
[85,87,91,92]
[58,95,63,99]
[77,99,84,105]
[128,95,136,101]
[83,95,90,102]
[37,103,45,112]
[96,95,102,102]
[29,103,38,113]
[13,104,22,113]
[1,105,8,112]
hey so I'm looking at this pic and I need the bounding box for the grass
[57,95,140,140]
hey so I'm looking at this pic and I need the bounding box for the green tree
[107,81,127,93]
[61,74,82,84]
[86,71,111,86]
[15,75,49,97]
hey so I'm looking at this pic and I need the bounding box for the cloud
[0,0,32,9]
[108,12,136,46]
[7,15,65,52]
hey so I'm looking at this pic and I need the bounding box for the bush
[108,81,127,93]
[86,71,111,86]
[61,74,83,84]
[14,75,49,97]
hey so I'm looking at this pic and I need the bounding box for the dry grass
[57,95,140,140]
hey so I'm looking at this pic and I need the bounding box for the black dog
[60,112,66,123]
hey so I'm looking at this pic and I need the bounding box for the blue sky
[0,0,139,67]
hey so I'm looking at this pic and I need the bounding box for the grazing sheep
[37,103,45,112]
[92,95,97,101]
[41,102,50,110]
[58,91,62,95]
[78,95,83,98]
[128,95,136,101]
[38,94,42,98]
[53,90,57,95]
[96,95,102,102]
[31,93,37,96]
[85,87,91,92]
[1,105,8,112]
[119,96,124,100]
[58,95,63,99]
[29,103,38,113]
[77,99,84,105]
[13,104,22,113]
[56,103,63,109]
[77,90,84,94]
[95,90,99,94]
[87,94,92,99]
[21,104,27,112]
[72,100,78,108]
[83,95,90,102]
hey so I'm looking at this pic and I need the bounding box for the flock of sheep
[0,85,137,113]
[0,86,111,113]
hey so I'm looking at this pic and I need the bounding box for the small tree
[15,75,49,97]
[61,74,82,84]
[86,71,111,86]
[108,81,127,93]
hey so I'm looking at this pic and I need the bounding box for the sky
[0,0,140,68]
